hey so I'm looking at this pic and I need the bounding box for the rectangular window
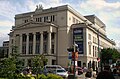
[22,34,26,42]
[29,43,33,54]
[51,16,52,22]
[43,32,48,40]
[51,33,55,40]
[93,46,94,57]
[52,60,56,65]
[73,17,75,23]
[36,43,40,54]
[95,47,97,57]
[36,18,38,22]
[52,15,55,21]
[29,33,33,41]
[40,17,42,22]
[44,16,48,22]
[88,34,91,40]
[22,44,26,54]
[89,45,91,55]
[43,43,47,53]
[36,32,40,41]
[51,44,54,54]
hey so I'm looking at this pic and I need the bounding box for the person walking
[113,69,120,79]
[85,70,92,79]
[96,65,115,79]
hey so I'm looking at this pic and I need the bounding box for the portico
[9,22,58,66]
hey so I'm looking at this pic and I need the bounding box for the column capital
[26,33,29,35]
[48,31,52,33]
[40,31,43,34]
[33,32,36,35]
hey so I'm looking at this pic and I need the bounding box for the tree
[101,48,120,65]
[32,54,48,74]
[0,45,23,78]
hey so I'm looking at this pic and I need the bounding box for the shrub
[47,74,63,79]
[37,74,47,79]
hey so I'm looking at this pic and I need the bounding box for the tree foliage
[101,48,120,65]
[31,54,48,74]
[0,45,23,78]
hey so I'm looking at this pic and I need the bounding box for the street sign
[68,52,72,59]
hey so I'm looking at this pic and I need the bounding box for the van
[44,65,63,69]
[44,65,64,73]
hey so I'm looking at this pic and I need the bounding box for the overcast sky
[0,0,120,48]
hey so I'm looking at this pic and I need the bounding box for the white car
[55,69,68,78]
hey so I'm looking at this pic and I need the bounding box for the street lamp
[67,42,78,79]
[73,42,78,79]
[97,26,104,72]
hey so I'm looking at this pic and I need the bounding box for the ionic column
[48,32,51,54]
[26,33,29,55]
[40,32,43,54]
[20,34,22,54]
[33,32,36,54]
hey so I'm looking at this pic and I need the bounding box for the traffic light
[67,47,74,52]
[97,58,100,62]
[72,52,78,61]
[67,47,79,61]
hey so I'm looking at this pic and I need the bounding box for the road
[67,73,96,79]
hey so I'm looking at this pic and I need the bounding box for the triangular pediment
[14,21,57,30]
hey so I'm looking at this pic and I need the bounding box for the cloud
[0,0,17,20]
[80,0,120,11]
[79,0,120,22]
[0,20,14,27]
[115,40,120,48]
[24,0,65,11]
[107,27,120,35]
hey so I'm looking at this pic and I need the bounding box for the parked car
[54,69,68,78]
[44,65,63,69]
[44,65,64,74]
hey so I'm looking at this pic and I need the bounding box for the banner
[73,28,84,54]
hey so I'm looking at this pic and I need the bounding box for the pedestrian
[83,66,88,73]
[96,65,115,79]
[96,67,98,75]
[85,70,92,79]
[113,69,120,79]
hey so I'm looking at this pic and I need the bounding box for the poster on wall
[73,28,84,54]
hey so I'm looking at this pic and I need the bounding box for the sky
[0,0,120,48]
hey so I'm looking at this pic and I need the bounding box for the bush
[0,73,63,79]
[36,74,47,79]
[47,74,63,79]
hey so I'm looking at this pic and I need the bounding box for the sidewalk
[77,72,96,79]
[67,71,97,79]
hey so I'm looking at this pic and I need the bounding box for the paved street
[67,72,96,79]
[77,73,96,79]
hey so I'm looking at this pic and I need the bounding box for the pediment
[14,21,57,30]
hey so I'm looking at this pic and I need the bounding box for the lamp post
[73,42,78,79]
[67,42,78,79]
[97,26,104,72]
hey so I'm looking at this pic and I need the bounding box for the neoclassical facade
[9,5,115,68]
